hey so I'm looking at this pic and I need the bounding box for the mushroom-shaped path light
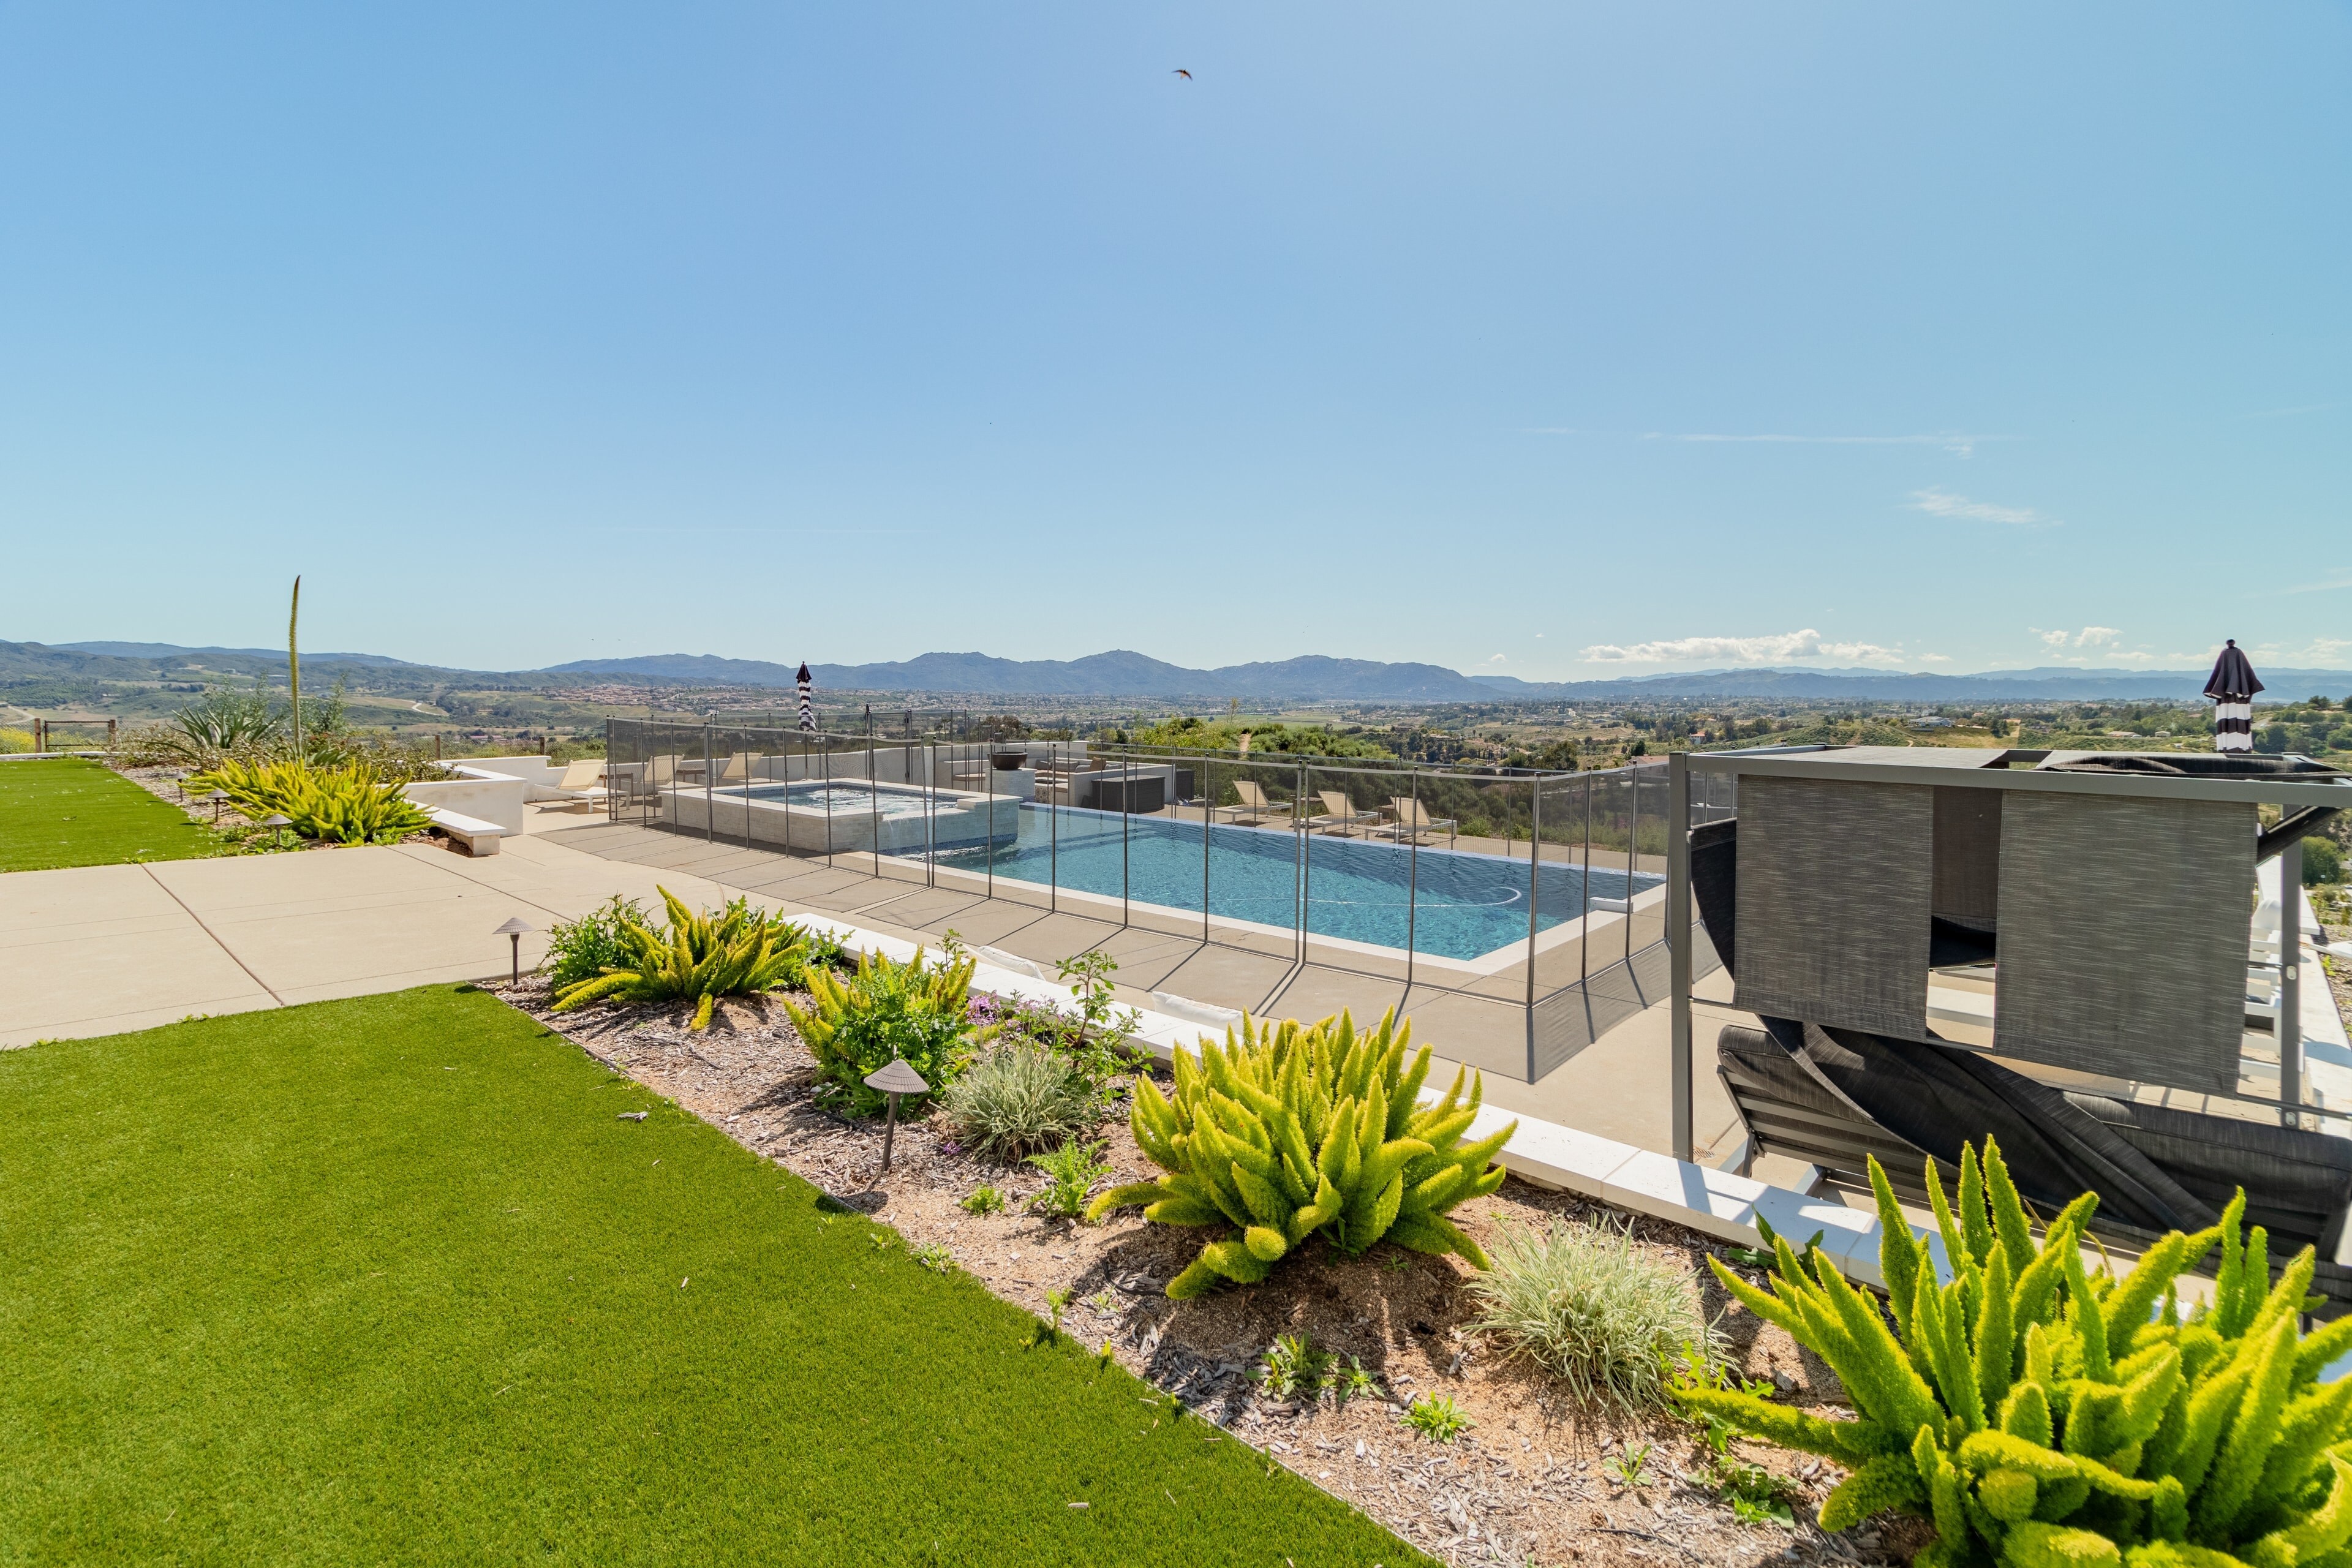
[862,1057,930,1182]
[492,917,533,986]
[259,812,293,850]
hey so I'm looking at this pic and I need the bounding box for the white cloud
[1486,653,1507,664]
[2030,626,2141,663]
[1661,432,1987,457]
[2249,637,2352,665]
[1578,628,1906,666]
[1912,489,2051,526]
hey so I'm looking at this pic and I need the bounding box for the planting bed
[515,976,1919,1568]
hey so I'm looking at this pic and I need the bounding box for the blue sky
[3,4,2346,679]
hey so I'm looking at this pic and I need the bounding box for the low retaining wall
[404,775,527,834]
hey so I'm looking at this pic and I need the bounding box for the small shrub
[0,727,32,755]
[1054,949,1148,1088]
[960,1185,1006,1215]
[1086,1009,1515,1298]
[936,1042,1099,1161]
[1465,1213,1721,1414]
[1027,1138,1112,1219]
[912,1243,953,1273]
[550,888,809,1030]
[784,948,977,1117]
[1402,1393,1472,1443]
[543,895,650,990]
[2306,835,2342,884]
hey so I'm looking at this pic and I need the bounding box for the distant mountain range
[541,650,1488,701]
[10,639,2350,705]
[542,650,2352,703]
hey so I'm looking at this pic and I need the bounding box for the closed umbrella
[2203,639,2263,753]
[797,662,816,734]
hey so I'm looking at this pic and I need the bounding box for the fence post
[1524,778,1541,1014]
[2282,837,2304,1129]
[704,722,715,843]
[1626,763,1640,966]
[1201,756,1212,946]
[1668,752,1693,1163]
[1405,770,1419,992]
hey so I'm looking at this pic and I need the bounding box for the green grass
[0,987,1426,1566]
[0,758,222,872]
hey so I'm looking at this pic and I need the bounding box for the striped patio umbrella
[2203,639,2263,753]
[796,662,816,734]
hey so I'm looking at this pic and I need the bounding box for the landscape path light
[492,917,533,986]
[205,789,228,823]
[259,812,292,850]
[862,1057,929,1183]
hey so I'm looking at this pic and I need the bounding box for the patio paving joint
[142,862,287,1007]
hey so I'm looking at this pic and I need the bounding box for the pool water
[929,805,1658,962]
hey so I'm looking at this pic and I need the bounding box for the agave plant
[550,889,810,1030]
[1085,1011,1516,1298]
[1675,1139,2352,1568]
[783,949,979,1116]
[186,758,432,845]
[150,692,284,769]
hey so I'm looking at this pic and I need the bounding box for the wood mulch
[503,976,1927,1568]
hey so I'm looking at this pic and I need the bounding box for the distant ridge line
[13,641,2350,704]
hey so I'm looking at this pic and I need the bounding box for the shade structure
[796,662,815,734]
[2205,638,2263,753]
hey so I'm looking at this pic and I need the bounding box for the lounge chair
[1306,791,1373,835]
[1370,797,1457,845]
[1227,779,1293,824]
[717,751,758,786]
[548,760,610,809]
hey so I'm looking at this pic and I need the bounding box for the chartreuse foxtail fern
[551,886,809,1030]
[186,758,432,845]
[1673,1137,2352,1568]
[1084,1011,1516,1298]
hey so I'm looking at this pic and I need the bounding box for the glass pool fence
[604,720,1734,1076]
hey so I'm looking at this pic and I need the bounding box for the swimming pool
[927,805,1658,962]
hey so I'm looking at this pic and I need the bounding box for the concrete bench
[423,806,508,856]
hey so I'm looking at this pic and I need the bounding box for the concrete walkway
[0,832,733,1047]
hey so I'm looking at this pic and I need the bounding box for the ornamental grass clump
[937,1042,1099,1161]
[783,948,978,1117]
[1468,1213,1722,1414]
[549,888,809,1030]
[1085,1009,1515,1298]
[1674,1136,2352,1568]
[186,758,432,845]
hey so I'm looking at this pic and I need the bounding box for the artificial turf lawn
[0,758,221,872]
[0,986,1431,1566]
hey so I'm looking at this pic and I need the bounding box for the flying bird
[1172,68,1191,79]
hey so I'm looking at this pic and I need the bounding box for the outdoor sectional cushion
[1716,1021,2352,1311]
